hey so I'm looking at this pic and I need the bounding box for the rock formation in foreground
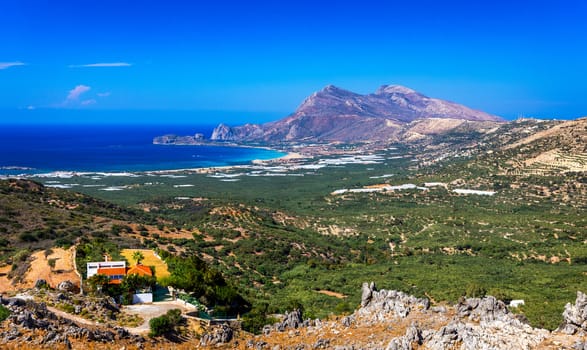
[0,294,145,348]
[238,282,587,350]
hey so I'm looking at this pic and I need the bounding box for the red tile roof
[97,267,127,275]
[97,267,127,284]
[127,264,153,277]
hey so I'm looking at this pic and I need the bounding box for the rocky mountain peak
[316,84,358,99]
[210,84,504,143]
[375,84,420,96]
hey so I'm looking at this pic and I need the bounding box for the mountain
[211,85,504,143]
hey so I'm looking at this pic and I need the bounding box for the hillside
[2,282,586,349]
[0,179,177,292]
[209,85,503,143]
[1,116,586,348]
[500,117,587,175]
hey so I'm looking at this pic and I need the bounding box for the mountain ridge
[210,85,504,143]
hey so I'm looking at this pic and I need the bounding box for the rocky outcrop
[200,324,233,346]
[262,309,304,335]
[361,281,376,307]
[211,123,265,141]
[426,296,549,350]
[251,283,587,350]
[34,279,48,289]
[153,133,206,145]
[210,85,503,143]
[559,291,587,334]
[0,295,143,347]
[357,282,430,320]
[456,295,510,322]
[386,323,423,350]
[57,280,76,293]
[378,294,548,350]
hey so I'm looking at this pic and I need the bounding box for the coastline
[1,147,303,179]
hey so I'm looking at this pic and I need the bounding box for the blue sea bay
[0,124,284,176]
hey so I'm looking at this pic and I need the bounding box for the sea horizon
[0,123,285,176]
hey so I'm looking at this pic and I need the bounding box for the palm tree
[132,251,145,265]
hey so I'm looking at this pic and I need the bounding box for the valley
[0,116,585,348]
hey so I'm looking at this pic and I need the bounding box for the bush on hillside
[148,308,182,337]
[0,305,10,322]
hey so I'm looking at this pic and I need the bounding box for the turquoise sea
[0,124,283,176]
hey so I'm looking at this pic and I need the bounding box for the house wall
[132,293,153,304]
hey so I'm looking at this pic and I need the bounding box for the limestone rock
[341,315,355,327]
[456,296,511,323]
[560,291,587,334]
[427,296,549,350]
[34,279,48,289]
[386,323,422,350]
[264,309,304,334]
[361,282,376,307]
[200,324,234,346]
[1,295,141,345]
[357,288,429,320]
[57,280,76,293]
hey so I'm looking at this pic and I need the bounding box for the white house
[86,260,126,279]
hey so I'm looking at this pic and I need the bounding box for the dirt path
[44,300,194,335]
[316,290,347,299]
[47,305,99,327]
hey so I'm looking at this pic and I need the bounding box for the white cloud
[97,92,111,97]
[26,105,36,110]
[81,99,96,106]
[69,62,132,68]
[65,85,91,103]
[0,61,25,70]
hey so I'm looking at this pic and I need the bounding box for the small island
[152,133,207,145]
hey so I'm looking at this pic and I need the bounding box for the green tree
[148,309,183,337]
[119,273,156,304]
[149,315,171,337]
[47,258,57,270]
[87,274,110,293]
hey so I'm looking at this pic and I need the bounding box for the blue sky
[1,0,586,124]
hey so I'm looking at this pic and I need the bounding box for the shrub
[55,237,73,248]
[148,309,182,337]
[47,258,57,269]
[465,283,487,298]
[0,305,9,322]
[149,315,171,337]
[166,308,182,324]
[19,232,38,242]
